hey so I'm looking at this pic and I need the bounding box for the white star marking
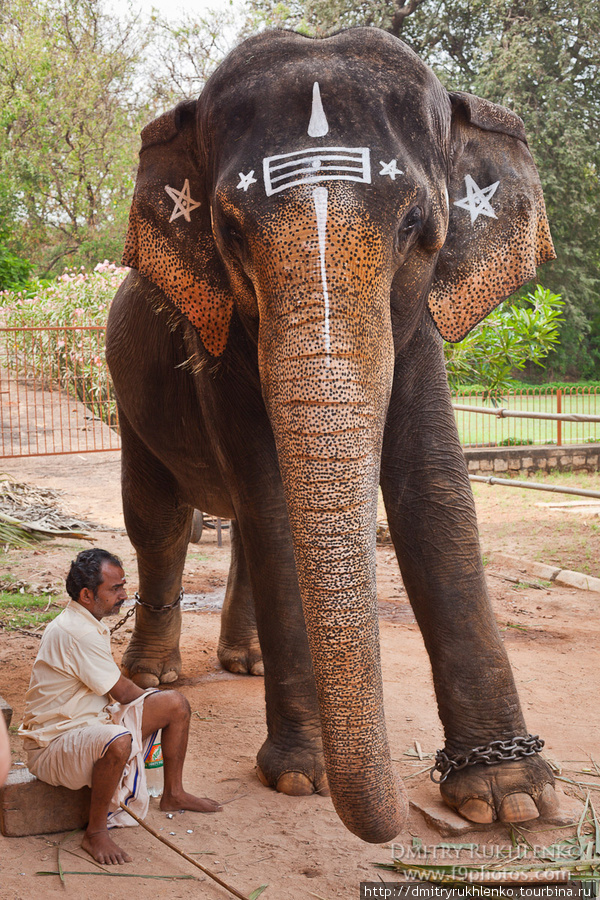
[237,170,257,191]
[164,179,201,223]
[454,174,500,224]
[379,159,403,180]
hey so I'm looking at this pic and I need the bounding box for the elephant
[106,27,559,844]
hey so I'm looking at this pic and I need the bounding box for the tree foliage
[0,0,231,275]
[444,286,564,395]
[244,0,600,378]
[0,0,154,271]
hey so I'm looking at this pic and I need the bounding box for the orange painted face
[210,66,448,347]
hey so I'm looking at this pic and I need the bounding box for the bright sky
[125,0,242,20]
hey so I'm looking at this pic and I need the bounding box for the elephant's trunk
[258,265,406,841]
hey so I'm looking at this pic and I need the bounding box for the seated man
[19,548,221,865]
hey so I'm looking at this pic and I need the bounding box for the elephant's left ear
[428,91,555,343]
[122,99,233,357]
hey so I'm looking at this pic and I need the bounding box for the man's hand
[109,675,147,705]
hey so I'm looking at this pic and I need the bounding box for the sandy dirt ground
[0,451,599,900]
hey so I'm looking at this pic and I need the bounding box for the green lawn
[453,390,600,446]
[0,591,61,631]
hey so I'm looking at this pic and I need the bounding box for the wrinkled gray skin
[107,28,558,843]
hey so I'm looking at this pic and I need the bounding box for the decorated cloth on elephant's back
[18,602,156,827]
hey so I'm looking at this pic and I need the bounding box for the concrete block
[554,569,600,593]
[0,766,90,836]
[493,459,508,472]
[479,459,493,472]
[0,696,12,728]
[573,455,586,467]
[410,791,583,836]
[410,798,494,836]
[526,561,561,581]
[486,551,529,573]
[485,552,560,582]
[538,458,548,469]
[522,457,534,469]
[547,457,558,468]
[560,455,572,467]
[587,454,598,467]
[508,459,521,470]
[467,460,480,472]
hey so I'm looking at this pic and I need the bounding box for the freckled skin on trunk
[252,192,407,839]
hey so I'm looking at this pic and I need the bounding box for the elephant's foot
[256,735,329,797]
[121,610,182,687]
[217,636,264,676]
[440,755,557,824]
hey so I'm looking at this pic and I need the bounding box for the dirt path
[0,452,598,899]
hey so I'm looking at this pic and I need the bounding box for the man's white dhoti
[26,691,159,828]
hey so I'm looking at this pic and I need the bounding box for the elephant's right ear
[123,100,233,357]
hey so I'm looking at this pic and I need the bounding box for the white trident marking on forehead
[262,82,371,197]
[308,82,329,137]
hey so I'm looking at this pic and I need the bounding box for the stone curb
[486,551,600,594]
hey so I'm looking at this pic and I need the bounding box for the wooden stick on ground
[118,802,251,900]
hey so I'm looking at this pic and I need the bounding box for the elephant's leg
[380,321,556,824]
[118,410,192,688]
[217,520,263,676]
[231,495,327,797]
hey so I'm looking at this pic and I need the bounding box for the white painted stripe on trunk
[312,186,331,363]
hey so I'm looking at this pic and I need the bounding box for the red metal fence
[1,326,599,458]
[453,387,600,447]
[0,326,120,458]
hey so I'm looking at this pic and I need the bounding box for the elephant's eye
[395,206,424,256]
[224,222,245,252]
[403,206,423,232]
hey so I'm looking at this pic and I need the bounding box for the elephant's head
[123,28,554,842]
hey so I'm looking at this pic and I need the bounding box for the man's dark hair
[66,548,123,602]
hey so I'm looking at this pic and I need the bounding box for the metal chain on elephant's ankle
[430,734,545,783]
[109,590,184,635]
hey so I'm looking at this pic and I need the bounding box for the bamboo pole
[469,475,600,499]
[118,803,251,900]
[453,404,600,423]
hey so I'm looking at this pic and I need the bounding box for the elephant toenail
[537,782,560,818]
[499,792,539,822]
[160,670,178,683]
[276,771,314,796]
[537,783,577,825]
[250,661,264,676]
[256,765,270,787]
[132,672,160,688]
[458,798,495,824]
[315,774,331,797]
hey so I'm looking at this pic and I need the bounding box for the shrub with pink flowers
[0,262,128,329]
[0,263,129,427]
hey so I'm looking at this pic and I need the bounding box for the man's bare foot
[82,828,132,865]
[160,791,222,813]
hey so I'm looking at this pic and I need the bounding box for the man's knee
[165,690,190,722]
[102,733,132,765]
